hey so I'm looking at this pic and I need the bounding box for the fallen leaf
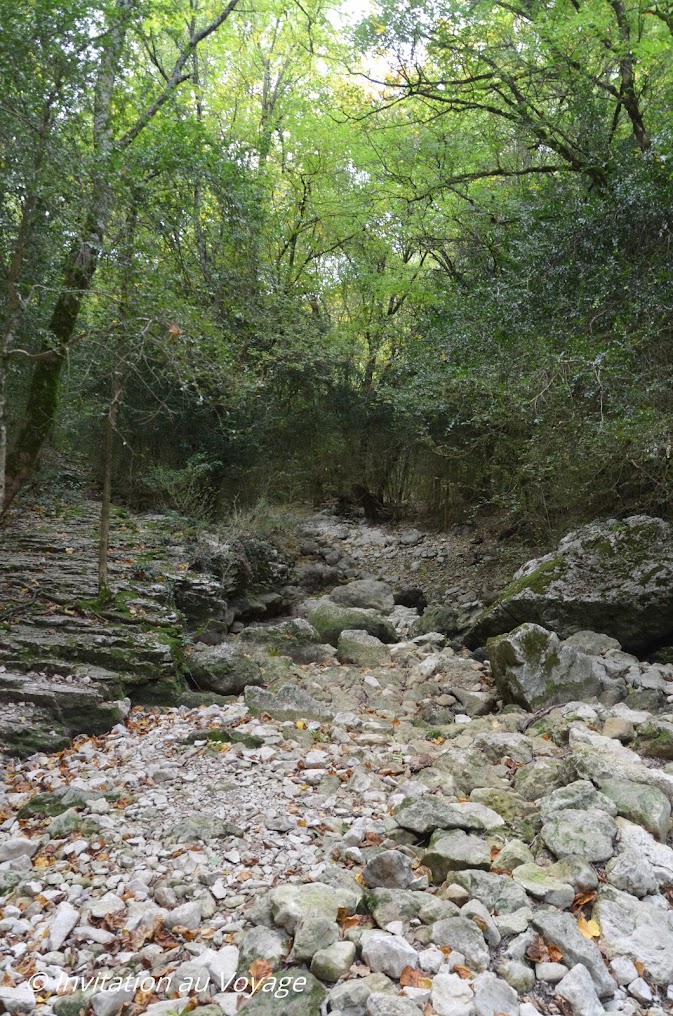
[400,966,433,989]
[525,934,549,963]
[453,964,474,979]
[249,958,272,983]
[572,891,597,910]
[577,915,600,939]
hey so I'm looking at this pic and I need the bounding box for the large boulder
[237,618,334,664]
[467,515,673,653]
[306,603,397,647]
[185,642,263,695]
[330,579,395,612]
[487,623,600,710]
[337,630,391,667]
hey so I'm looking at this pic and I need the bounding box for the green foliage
[3,0,673,540]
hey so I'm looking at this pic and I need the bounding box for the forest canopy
[2,0,672,538]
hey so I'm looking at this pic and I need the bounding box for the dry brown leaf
[572,891,597,910]
[453,965,474,979]
[490,845,501,861]
[525,934,549,963]
[548,944,564,963]
[400,966,433,989]
[249,958,273,983]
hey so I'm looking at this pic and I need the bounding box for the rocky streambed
[1,497,673,1016]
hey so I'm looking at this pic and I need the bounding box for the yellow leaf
[577,915,600,938]
[295,720,306,729]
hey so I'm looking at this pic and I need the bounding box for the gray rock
[609,956,638,985]
[268,882,356,934]
[512,864,575,908]
[565,631,622,656]
[541,809,617,862]
[164,900,202,930]
[360,930,418,978]
[487,624,599,710]
[461,900,501,947]
[48,807,82,837]
[470,786,542,841]
[615,817,673,888]
[605,850,657,897]
[627,977,652,1004]
[363,850,414,889]
[452,870,530,914]
[239,926,291,970]
[365,888,430,928]
[430,917,490,971]
[337,630,392,667]
[431,973,475,1016]
[556,963,606,1016]
[395,798,505,836]
[48,901,79,951]
[239,967,326,1014]
[547,856,598,892]
[472,971,519,1016]
[331,580,395,612]
[167,812,243,842]
[310,940,356,982]
[412,605,463,639]
[633,717,673,759]
[531,908,614,997]
[600,778,671,842]
[422,830,491,883]
[91,987,135,1016]
[514,758,574,801]
[328,972,395,1016]
[291,913,339,962]
[535,961,569,983]
[0,838,38,862]
[185,642,263,695]
[538,780,617,821]
[0,985,36,1014]
[494,840,534,871]
[366,995,420,1016]
[496,960,534,993]
[307,603,397,647]
[494,907,533,936]
[244,683,334,721]
[238,618,332,665]
[570,726,673,804]
[593,885,673,985]
[467,515,673,654]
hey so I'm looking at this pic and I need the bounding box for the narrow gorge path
[1,496,673,1016]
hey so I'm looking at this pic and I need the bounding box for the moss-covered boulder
[412,604,463,638]
[185,642,263,695]
[238,618,334,664]
[488,623,600,710]
[466,515,673,653]
[306,603,397,647]
[633,718,673,760]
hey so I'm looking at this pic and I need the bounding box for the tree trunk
[3,205,109,510]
